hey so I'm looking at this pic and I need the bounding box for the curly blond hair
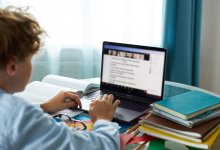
[0,6,45,69]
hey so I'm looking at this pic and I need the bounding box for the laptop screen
[100,41,166,101]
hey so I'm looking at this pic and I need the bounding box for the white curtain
[1,0,164,81]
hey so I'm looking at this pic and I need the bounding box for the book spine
[139,123,202,142]
[138,126,208,149]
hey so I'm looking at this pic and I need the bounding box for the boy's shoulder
[1,90,27,107]
[0,90,42,119]
[0,90,46,149]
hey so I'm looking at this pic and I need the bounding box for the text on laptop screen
[101,43,166,99]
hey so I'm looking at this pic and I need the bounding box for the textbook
[152,107,220,128]
[153,90,220,120]
[14,75,100,116]
[139,125,220,149]
[139,113,220,142]
[15,74,100,104]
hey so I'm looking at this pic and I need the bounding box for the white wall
[200,0,220,94]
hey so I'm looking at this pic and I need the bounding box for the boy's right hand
[89,94,120,123]
[41,91,81,113]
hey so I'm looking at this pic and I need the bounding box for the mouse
[64,98,72,103]
[64,98,80,109]
[64,91,83,103]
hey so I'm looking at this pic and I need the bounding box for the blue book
[153,91,220,120]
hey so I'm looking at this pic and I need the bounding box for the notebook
[80,41,167,123]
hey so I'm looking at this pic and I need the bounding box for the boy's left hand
[40,91,81,113]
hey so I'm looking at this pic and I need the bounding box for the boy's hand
[40,91,81,113]
[89,94,120,123]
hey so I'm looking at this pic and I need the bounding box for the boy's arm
[70,120,120,149]
[10,104,120,150]
[9,94,120,150]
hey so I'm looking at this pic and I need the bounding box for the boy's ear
[6,58,18,77]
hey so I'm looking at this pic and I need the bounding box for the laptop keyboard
[116,97,150,112]
[85,91,103,101]
[84,91,150,112]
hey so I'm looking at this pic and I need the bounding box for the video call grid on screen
[101,44,165,98]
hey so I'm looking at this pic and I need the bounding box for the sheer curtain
[1,0,164,81]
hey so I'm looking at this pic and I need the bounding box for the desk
[82,78,220,149]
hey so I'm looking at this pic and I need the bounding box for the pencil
[134,141,148,150]
[131,129,140,137]
[143,111,152,119]
[125,123,140,134]
[125,112,152,134]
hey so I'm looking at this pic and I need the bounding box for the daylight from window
[1,0,164,79]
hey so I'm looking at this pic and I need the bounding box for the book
[139,113,220,142]
[138,124,220,149]
[15,74,100,103]
[42,75,100,96]
[152,107,220,128]
[14,74,100,117]
[153,90,220,120]
[211,133,220,149]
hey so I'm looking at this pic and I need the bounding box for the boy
[0,7,120,150]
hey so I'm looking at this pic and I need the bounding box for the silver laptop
[80,41,167,123]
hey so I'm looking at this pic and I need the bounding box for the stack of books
[138,90,220,149]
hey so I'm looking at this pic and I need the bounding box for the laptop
[80,41,167,123]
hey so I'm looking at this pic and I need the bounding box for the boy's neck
[0,73,14,93]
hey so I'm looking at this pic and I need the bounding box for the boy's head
[0,6,45,69]
[0,7,45,93]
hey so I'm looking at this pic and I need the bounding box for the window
[1,0,164,80]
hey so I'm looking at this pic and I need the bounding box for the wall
[200,0,220,94]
